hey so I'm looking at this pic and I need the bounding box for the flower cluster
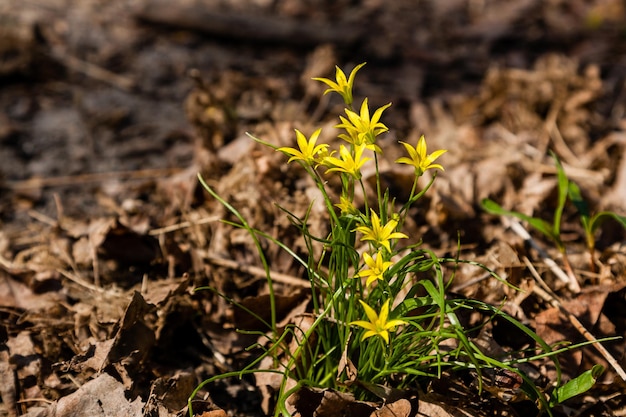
[277,63,446,346]
[194,62,593,417]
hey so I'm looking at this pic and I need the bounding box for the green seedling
[568,180,626,271]
[550,364,604,406]
[482,152,569,253]
[482,152,626,277]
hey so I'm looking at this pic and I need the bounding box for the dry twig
[506,218,581,292]
[523,257,626,382]
[204,254,310,288]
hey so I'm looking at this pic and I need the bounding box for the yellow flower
[356,251,394,286]
[335,195,358,216]
[350,299,406,344]
[335,98,390,152]
[354,210,408,252]
[312,63,366,106]
[323,143,370,179]
[395,135,447,176]
[278,129,328,166]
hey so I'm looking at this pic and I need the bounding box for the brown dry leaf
[563,286,612,327]
[534,306,570,346]
[106,291,156,367]
[76,339,115,374]
[0,349,17,417]
[337,339,358,383]
[197,411,228,417]
[142,274,191,307]
[216,133,256,166]
[71,235,93,267]
[533,283,626,381]
[56,291,159,385]
[416,399,475,417]
[515,173,556,217]
[88,217,118,249]
[473,149,518,202]
[233,290,309,331]
[371,398,413,417]
[287,385,421,417]
[534,306,584,380]
[256,355,298,415]
[6,331,43,401]
[97,219,161,265]
[287,386,376,417]
[255,356,279,414]
[605,138,626,210]
[301,44,336,100]
[31,373,144,417]
[0,274,60,310]
[145,370,197,414]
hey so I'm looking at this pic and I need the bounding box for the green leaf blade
[551,152,569,237]
[589,212,626,234]
[481,198,556,241]
[552,365,604,404]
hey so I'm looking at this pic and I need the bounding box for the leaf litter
[1,0,626,416]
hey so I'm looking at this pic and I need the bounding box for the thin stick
[56,269,104,294]
[48,47,135,91]
[506,218,581,293]
[523,257,626,382]
[0,254,31,274]
[148,215,221,235]
[27,210,57,226]
[205,255,310,288]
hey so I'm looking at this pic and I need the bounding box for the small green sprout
[482,152,569,255]
[551,364,604,405]
[568,180,626,270]
[482,151,626,277]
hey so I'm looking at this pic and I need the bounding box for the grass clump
[190,63,602,416]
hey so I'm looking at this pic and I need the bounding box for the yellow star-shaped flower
[278,128,328,166]
[395,135,447,177]
[312,63,366,106]
[323,143,371,179]
[350,299,407,344]
[335,195,358,216]
[356,251,394,286]
[335,98,390,152]
[354,210,408,252]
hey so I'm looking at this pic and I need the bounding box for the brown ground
[1,0,626,416]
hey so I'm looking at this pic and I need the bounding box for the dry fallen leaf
[371,398,413,417]
[33,373,144,417]
[416,399,475,417]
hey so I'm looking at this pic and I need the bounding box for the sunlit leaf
[552,364,604,404]
[481,199,556,242]
[551,152,569,238]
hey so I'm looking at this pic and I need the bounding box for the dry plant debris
[1,0,626,416]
